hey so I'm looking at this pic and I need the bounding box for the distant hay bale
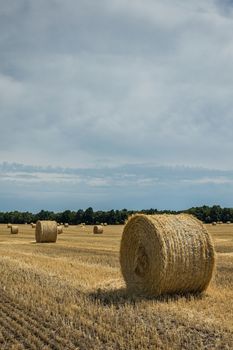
[212,222,217,225]
[103,223,108,226]
[35,220,57,243]
[57,225,63,235]
[64,223,69,228]
[227,221,231,224]
[100,223,104,226]
[93,225,103,234]
[81,223,86,226]
[31,223,36,228]
[7,223,12,228]
[11,226,18,234]
[120,214,215,297]
[57,226,63,234]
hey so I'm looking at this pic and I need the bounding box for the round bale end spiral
[35,220,57,243]
[120,214,215,297]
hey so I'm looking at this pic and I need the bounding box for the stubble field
[0,223,232,350]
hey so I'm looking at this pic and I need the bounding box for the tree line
[186,205,233,223]
[0,205,232,225]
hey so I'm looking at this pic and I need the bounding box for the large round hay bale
[64,223,69,228]
[35,220,57,243]
[212,222,217,225]
[103,222,108,226]
[120,214,215,297]
[11,226,18,234]
[7,223,12,228]
[57,226,63,234]
[93,225,103,234]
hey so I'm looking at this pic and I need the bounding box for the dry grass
[0,223,232,349]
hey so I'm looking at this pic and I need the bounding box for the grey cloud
[1,0,188,56]
[0,1,233,170]
[214,0,233,15]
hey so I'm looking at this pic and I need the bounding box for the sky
[0,0,233,212]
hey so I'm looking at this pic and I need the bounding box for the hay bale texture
[11,226,18,234]
[120,214,215,297]
[35,221,57,243]
[93,225,103,234]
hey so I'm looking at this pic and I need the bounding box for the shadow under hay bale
[89,287,204,306]
[11,226,18,234]
[120,214,216,297]
[35,220,57,243]
[93,225,103,234]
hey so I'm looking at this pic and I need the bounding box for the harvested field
[0,223,233,349]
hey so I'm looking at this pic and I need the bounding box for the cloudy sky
[0,0,233,212]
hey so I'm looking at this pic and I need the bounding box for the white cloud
[0,162,233,211]
[182,177,233,185]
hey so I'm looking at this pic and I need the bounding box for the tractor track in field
[0,290,77,350]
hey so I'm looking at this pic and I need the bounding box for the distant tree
[35,210,56,221]
[60,210,73,224]
[75,209,84,224]
[83,207,94,224]
[209,205,222,222]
